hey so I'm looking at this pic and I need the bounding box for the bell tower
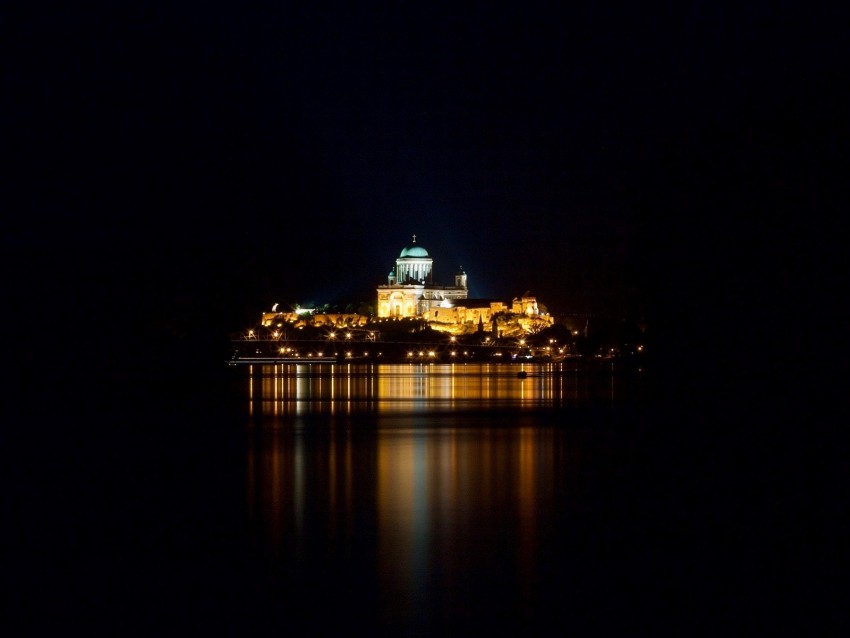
[455,266,467,290]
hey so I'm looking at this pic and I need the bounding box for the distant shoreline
[227,354,640,367]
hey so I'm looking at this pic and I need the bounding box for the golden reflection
[377,433,418,603]
[273,425,556,615]
[243,361,633,417]
[247,422,563,622]
[239,362,642,625]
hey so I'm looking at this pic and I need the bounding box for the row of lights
[274,347,388,358]
[326,332,377,341]
[250,331,601,351]
[407,351,476,358]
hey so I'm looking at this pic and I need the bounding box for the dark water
[10,360,839,635]
[238,362,654,635]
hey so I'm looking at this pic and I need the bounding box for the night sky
[7,3,847,387]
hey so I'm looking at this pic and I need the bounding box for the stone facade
[376,235,468,318]
[376,236,553,334]
[261,236,554,336]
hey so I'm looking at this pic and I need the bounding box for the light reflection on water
[244,361,644,417]
[240,362,644,632]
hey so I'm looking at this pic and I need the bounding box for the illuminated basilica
[376,235,469,318]
[261,235,552,336]
[377,236,552,334]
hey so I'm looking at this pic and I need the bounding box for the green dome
[399,244,429,258]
